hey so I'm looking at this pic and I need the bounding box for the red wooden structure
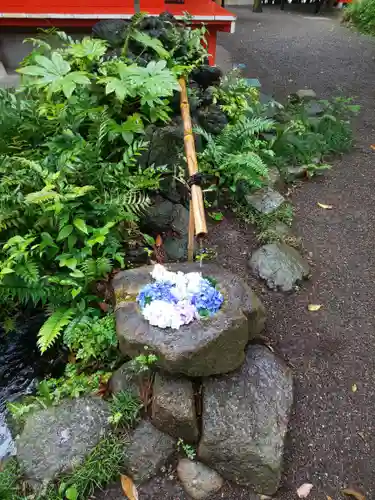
[0,0,236,65]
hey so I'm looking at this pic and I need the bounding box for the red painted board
[0,0,163,14]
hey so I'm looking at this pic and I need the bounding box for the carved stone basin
[113,263,266,377]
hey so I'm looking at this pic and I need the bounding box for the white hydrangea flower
[185,272,204,295]
[143,300,181,329]
[151,264,174,283]
[142,299,198,330]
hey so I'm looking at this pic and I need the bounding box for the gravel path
[96,8,375,500]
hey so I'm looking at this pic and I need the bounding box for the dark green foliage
[109,390,143,428]
[8,365,111,425]
[343,0,375,35]
[0,24,186,349]
[212,69,260,121]
[57,435,126,499]
[0,436,126,500]
[270,97,359,168]
[63,313,118,367]
[197,116,275,194]
[0,459,24,500]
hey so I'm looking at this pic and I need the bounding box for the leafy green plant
[208,211,224,221]
[0,20,191,349]
[235,201,294,232]
[109,390,143,428]
[343,0,375,35]
[133,348,158,372]
[35,435,126,499]
[177,438,196,460]
[0,459,24,500]
[8,364,111,425]
[197,117,274,194]
[271,97,359,168]
[212,70,259,121]
[63,313,118,367]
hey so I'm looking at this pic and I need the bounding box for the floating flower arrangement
[137,264,224,329]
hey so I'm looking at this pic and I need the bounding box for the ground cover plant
[343,0,375,36]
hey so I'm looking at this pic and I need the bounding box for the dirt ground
[95,7,375,500]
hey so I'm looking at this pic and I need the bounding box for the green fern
[197,116,274,193]
[37,308,75,353]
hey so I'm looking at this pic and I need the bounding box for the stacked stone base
[112,263,293,498]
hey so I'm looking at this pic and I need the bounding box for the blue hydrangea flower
[191,279,223,315]
[137,281,178,309]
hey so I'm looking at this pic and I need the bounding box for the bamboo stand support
[179,77,208,262]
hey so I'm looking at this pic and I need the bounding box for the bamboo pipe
[179,77,208,242]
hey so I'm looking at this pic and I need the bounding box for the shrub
[197,116,275,194]
[343,0,375,35]
[0,23,184,351]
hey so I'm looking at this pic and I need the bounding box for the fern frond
[123,139,148,166]
[81,257,112,280]
[37,307,75,353]
[123,190,151,215]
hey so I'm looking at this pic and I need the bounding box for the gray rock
[285,165,308,181]
[249,243,310,292]
[171,203,189,237]
[267,167,283,190]
[304,100,325,116]
[17,397,110,485]
[152,373,199,443]
[177,459,224,499]
[109,361,150,397]
[125,420,176,483]
[143,195,175,233]
[245,187,285,214]
[142,196,189,262]
[164,235,188,262]
[198,345,293,495]
[267,221,294,238]
[113,263,266,376]
[295,89,317,101]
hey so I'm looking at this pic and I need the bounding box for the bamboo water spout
[179,77,207,261]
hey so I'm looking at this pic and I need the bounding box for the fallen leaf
[121,474,139,500]
[155,234,163,247]
[357,431,366,441]
[259,495,272,500]
[352,383,358,392]
[370,145,375,150]
[342,488,365,500]
[297,483,314,498]
[317,202,333,209]
[98,301,109,312]
[308,304,322,312]
[327,496,333,500]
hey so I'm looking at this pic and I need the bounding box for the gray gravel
[96,8,375,500]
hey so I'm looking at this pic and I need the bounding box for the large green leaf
[37,308,75,353]
[57,225,74,241]
[68,37,108,61]
[131,31,170,60]
[18,53,90,98]
[73,218,88,234]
